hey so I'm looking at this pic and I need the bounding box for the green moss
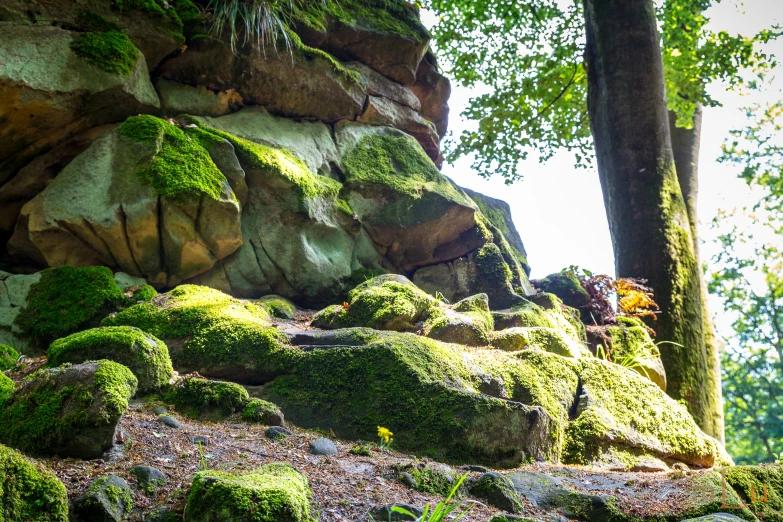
[563,358,718,467]
[104,285,299,383]
[0,443,68,522]
[171,376,249,420]
[0,361,137,456]
[264,332,546,465]
[132,285,158,302]
[0,373,15,404]
[313,276,437,331]
[185,124,342,202]
[48,326,173,393]
[76,10,121,32]
[492,327,590,359]
[344,268,388,294]
[349,444,372,456]
[259,295,297,320]
[119,116,229,201]
[396,463,456,497]
[604,320,658,359]
[286,29,361,84]
[494,297,585,345]
[724,464,783,520]
[14,266,126,346]
[185,463,312,522]
[469,472,522,513]
[110,0,192,42]
[534,271,591,309]
[343,134,468,226]
[476,243,513,288]
[0,344,19,371]
[242,398,284,424]
[70,31,139,75]
[290,0,430,42]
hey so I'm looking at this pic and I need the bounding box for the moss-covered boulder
[312,275,437,331]
[264,332,557,466]
[590,316,667,390]
[48,326,173,393]
[0,360,138,459]
[103,285,298,384]
[421,293,493,346]
[13,266,127,347]
[0,443,68,522]
[0,372,14,404]
[493,327,591,359]
[185,463,313,522]
[723,464,783,520]
[259,295,298,320]
[564,357,724,469]
[0,343,19,370]
[171,376,249,420]
[469,472,523,514]
[73,474,134,522]
[532,271,591,311]
[493,296,585,345]
[243,399,285,425]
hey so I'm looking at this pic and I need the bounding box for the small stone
[73,475,134,522]
[157,415,182,429]
[189,435,209,445]
[129,465,168,493]
[672,462,690,471]
[308,437,337,456]
[265,426,292,440]
[152,405,168,415]
[469,472,523,513]
[400,471,417,489]
[463,465,490,473]
[369,504,424,521]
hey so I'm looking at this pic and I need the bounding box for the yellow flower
[377,426,393,444]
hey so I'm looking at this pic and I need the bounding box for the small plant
[386,473,479,522]
[377,426,393,451]
[197,441,208,471]
[349,444,372,456]
[564,266,659,325]
[596,340,679,380]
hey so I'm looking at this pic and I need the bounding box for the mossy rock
[595,318,667,390]
[469,472,523,513]
[264,332,557,466]
[242,398,285,425]
[312,275,437,331]
[73,474,134,522]
[185,463,313,522]
[493,296,585,345]
[421,294,494,346]
[395,462,457,497]
[492,327,591,359]
[564,357,723,469]
[723,464,783,520]
[48,326,173,393]
[0,360,138,459]
[259,295,298,320]
[70,30,139,75]
[0,343,19,370]
[0,373,14,404]
[14,266,127,347]
[532,271,591,310]
[0,443,68,522]
[103,285,299,384]
[171,376,249,420]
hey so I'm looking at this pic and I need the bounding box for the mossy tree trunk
[583,0,724,439]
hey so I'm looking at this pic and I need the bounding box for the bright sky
[422,0,782,282]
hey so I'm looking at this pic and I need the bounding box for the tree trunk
[669,105,725,442]
[583,0,724,438]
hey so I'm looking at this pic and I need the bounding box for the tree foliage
[427,0,778,182]
[709,103,783,463]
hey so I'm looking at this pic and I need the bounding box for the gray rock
[129,465,167,493]
[464,465,490,473]
[73,475,134,522]
[369,504,424,522]
[265,426,293,440]
[400,471,417,489]
[152,405,168,415]
[157,416,182,429]
[470,472,523,513]
[309,437,338,456]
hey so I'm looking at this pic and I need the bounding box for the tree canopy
[427,0,778,182]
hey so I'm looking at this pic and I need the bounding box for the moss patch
[242,398,284,425]
[395,463,456,497]
[171,376,249,420]
[70,31,139,75]
[48,326,173,393]
[14,266,126,346]
[185,463,312,522]
[0,373,15,404]
[119,116,229,201]
[0,361,137,457]
[132,285,158,302]
[0,344,19,371]
[103,285,299,384]
[724,464,783,520]
[0,443,68,522]
[258,295,297,320]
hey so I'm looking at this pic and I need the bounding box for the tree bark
[669,105,725,442]
[583,0,724,438]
